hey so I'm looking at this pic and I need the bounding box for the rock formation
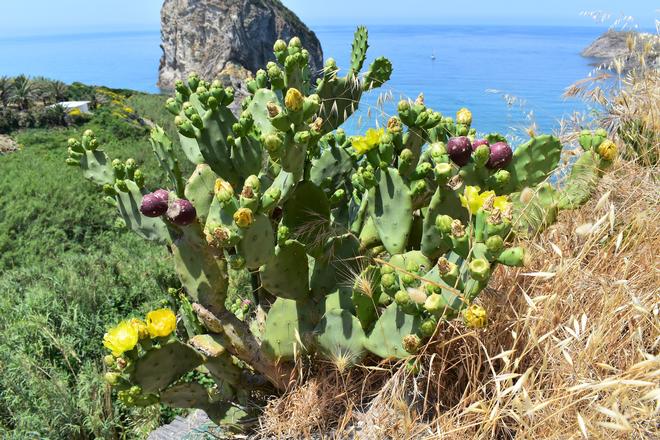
[582,30,659,70]
[158,0,324,95]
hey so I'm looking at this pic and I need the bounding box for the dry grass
[258,159,659,439]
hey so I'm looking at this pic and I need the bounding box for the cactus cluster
[65,27,616,429]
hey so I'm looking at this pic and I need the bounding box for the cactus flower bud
[387,116,403,133]
[430,142,447,158]
[486,142,513,169]
[394,290,412,307]
[273,39,287,53]
[214,178,234,203]
[284,88,304,112]
[472,144,491,167]
[435,214,453,233]
[492,169,510,187]
[419,316,438,338]
[463,304,487,329]
[486,235,504,254]
[288,36,302,48]
[468,258,490,282]
[103,354,115,367]
[104,372,121,386]
[233,208,254,229]
[400,148,414,163]
[447,136,472,166]
[597,139,617,161]
[380,273,397,289]
[166,199,197,226]
[402,334,422,354]
[244,175,260,192]
[264,133,283,153]
[456,107,472,126]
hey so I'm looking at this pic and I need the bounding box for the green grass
[0,103,179,438]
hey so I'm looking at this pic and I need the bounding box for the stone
[158,0,324,94]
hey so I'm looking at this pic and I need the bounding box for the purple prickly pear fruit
[140,190,170,217]
[446,136,472,166]
[487,142,513,169]
[166,199,197,226]
[471,139,489,152]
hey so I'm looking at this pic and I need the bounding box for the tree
[0,76,13,109]
[12,75,35,111]
[50,81,69,103]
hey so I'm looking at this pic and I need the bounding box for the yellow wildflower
[456,107,472,126]
[103,321,139,356]
[233,207,254,229]
[460,186,511,215]
[351,128,384,155]
[146,309,177,338]
[463,304,488,329]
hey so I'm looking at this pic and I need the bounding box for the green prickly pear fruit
[261,187,282,211]
[592,128,608,148]
[472,144,490,167]
[289,36,302,48]
[468,258,490,282]
[424,282,441,296]
[133,170,145,188]
[400,273,417,287]
[187,72,200,91]
[175,116,196,138]
[380,264,395,276]
[165,97,179,115]
[115,179,129,193]
[579,129,593,150]
[491,169,511,188]
[380,273,397,290]
[497,247,525,267]
[485,235,504,255]
[233,208,254,229]
[102,184,116,197]
[125,158,137,174]
[400,148,414,163]
[277,225,290,244]
[437,257,459,286]
[435,214,453,233]
[112,159,126,179]
[419,316,438,338]
[395,289,412,307]
[294,130,311,144]
[424,293,446,315]
[103,354,115,367]
[284,88,304,112]
[214,178,234,203]
[434,163,453,184]
[329,188,345,205]
[104,372,121,386]
[273,39,287,53]
[411,180,427,197]
[244,175,260,192]
[402,334,422,354]
[463,304,487,329]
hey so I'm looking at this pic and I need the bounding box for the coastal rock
[582,30,659,70]
[158,0,324,95]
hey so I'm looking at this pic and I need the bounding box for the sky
[0,0,656,37]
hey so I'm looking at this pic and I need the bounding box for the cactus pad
[132,341,204,393]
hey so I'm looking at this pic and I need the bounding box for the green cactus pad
[557,150,601,210]
[160,382,211,408]
[282,181,331,253]
[420,187,465,259]
[310,143,355,191]
[80,149,114,186]
[184,164,219,224]
[150,125,185,197]
[246,88,278,136]
[504,135,562,193]
[194,107,241,186]
[236,214,275,270]
[115,180,170,243]
[171,226,228,312]
[189,334,244,386]
[261,297,319,360]
[309,234,361,297]
[364,303,422,359]
[230,136,263,180]
[349,26,369,75]
[510,183,558,237]
[315,309,366,366]
[260,240,310,300]
[132,341,204,394]
[367,167,413,255]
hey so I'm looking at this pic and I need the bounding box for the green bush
[0,110,177,438]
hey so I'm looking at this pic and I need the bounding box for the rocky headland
[582,29,659,70]
[158,0,324,99]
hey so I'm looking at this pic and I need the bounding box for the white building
[49,101,92,114]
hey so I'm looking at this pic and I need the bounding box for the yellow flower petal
[146,309,177,338]
[493,196,511,213]
[103,321,139,356]
[460,186,483,215]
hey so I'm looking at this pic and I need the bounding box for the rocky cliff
[582,30,659,70]
[158,0,324,93]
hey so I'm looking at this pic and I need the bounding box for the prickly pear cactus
[66,29,616,431]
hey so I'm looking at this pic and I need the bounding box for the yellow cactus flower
[460,186,511,215]
[456,107,472,126]
[146,309,177,338]
[129,318,149,340]
[463,304,488,329]
[597,139,618,161]
[284,88,304,112]
[103,321,139,356]
[351,128,384,155]
[233,208,254,229]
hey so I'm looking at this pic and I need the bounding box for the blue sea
[0,25,608,135]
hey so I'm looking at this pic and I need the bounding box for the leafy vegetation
[0,97,181,438]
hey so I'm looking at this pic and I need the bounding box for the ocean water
[0,25,605,135]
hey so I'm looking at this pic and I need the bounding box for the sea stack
[158,0,324,103]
